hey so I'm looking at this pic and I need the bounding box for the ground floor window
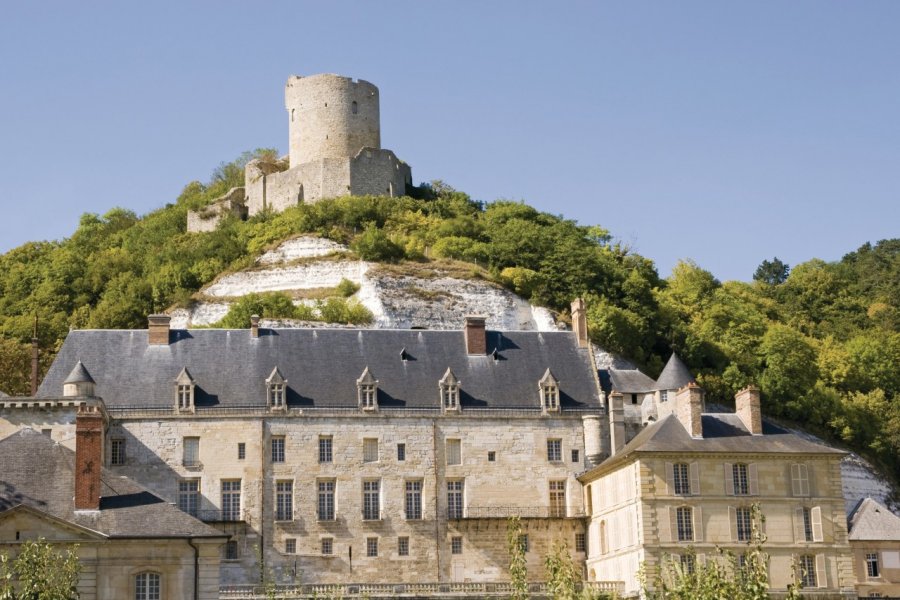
[135,571,160,600]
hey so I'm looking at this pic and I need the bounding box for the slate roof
[603,369,658,394]
[37,328,602,411]
[0,429,225,539]
[579,412,845,481]
[655,353,695,390]
[848,497,900,541]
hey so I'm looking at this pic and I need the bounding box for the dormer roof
[539,368,559,387]
[849,497,900,541]
[655,353,694,391]
[63,361,95,385]
[175,367,195,385]
[439,367,459,386]
[266,367,286,384]
[357,366,377,385]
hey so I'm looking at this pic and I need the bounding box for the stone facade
[186,187,249,233]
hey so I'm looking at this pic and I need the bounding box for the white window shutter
[800,464,810,496]
[690,462,700,496]
[807,464,816,497]
[659,507,671,543]
[670,508,678,543]
[693,506,703,542]
[793,508,805,542]
[724,463,734,495]
[729,506,738,542]
[815,554,827,588]
[665,462,674,496]
[748,463,759,496]
[811,506,824,542]
[791,464,801,496]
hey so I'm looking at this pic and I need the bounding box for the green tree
[753,257,790,285]
[544,540,579,600]
[507,516,529,600]
[0,538,81,599]
[351,223,405,262]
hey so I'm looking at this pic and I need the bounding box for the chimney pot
[464,316,487,355]
[675,383,704,439]
[148,314,171,345]
[735,385,763,435]
[250,314,260,338]
[74,404,105,510]
[609,390,626,456]
[571,298,588,348]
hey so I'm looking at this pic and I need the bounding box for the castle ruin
[188,74,412,232]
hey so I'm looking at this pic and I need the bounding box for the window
[575,533,586,553]
[736,507,752,542]
[275,481,293,521]
[488,451,496,462]
[549,481,566,518]
[673,463,690,495]
[363,480,380,520]
[547,439,562,462]
[237,442,245,460]
[791,463,810,496]
[405,480,422,520]
[519,534,529,553]
[660,390,669,403]
[221,480,241,521]
[110,438,125,465]
[571,449,580,463]
[224,540,239,560]
[271,436,285,463]
[178,479,199,517]
[285,538,296,554]
[680,554,695,574]
[366,537,378,557]
[358,367,378,410]
[599,521,608,554]
[41,428,51,437]
[440,368,461,411]
[351,100,358,114]
[866,553,879,578]
[318,480,335,520]
[319,436,333,463]
[631,393,638,405]
[177,384,192,410]
[321,538,333,555]
[451,536,463,554]
[363,438,378,462]
[803,508,813,542]
[447,480,464,519]
[183,437,200,467]
[733,463,749,495]
[398,536,409,556]
[270,383,285,408]
[539,369,560,412]
[799,554,816,588]
[397,443,406,461]
[446,439,461,465]
[134,571,160,600]
[676,506,694,542]
[737,553,747,569]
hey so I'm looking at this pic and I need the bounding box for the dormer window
[174,367,195,413]
[266,367,287,411]
[539,369,560,414]
[439,367,461,412]
[357,367,378,411]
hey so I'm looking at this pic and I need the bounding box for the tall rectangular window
[733,463,749,495]
[221,480,241,521]
[177,385,192,410]
[680,554,695,574]
[110,438,125,465]
[803,507,814,542]
[318,480,335,521]
[571,449,580,463]
[446,439,461,466]
[575,533,586,553]
[275,481,293,521]
[405,480,422,520]
[799,555,816,588]
[178,479,199,516]
[319,436,333,463]
[549,481,566,518]
[397,443,406,461]
[271,436,285,463]
[363,480,380,520]
[547,439,562,462]
[736,507,752,541]
[791,463,810,496]
[398,536,409,556]
[366,537,378,557]
[866,553,879,578]
[676,506,694,542]
[447,480,464,519]
[237,442,246,460]
[183,437,200,467]
[363,438,378,463]
[673,463,691,495]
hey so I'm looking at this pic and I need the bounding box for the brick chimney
[675,383,704,439]
[74,404,104,511]
[735,385,763,435]
[608,390,626,456]
[571,298,588,348]
[250,314,260,338]
[148,314,171,345]
[464,316,487,355]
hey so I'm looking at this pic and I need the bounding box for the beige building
[579,385,857,599]
[848,497,900,598]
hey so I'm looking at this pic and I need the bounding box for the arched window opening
[135,571,160,600]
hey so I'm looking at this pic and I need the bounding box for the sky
[0,1,897,282]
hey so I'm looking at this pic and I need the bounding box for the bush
[351,223,405,262]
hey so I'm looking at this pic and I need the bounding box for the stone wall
[186,187,248,233]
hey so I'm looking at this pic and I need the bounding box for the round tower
[285,74,381,167]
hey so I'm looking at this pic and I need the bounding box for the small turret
[63,361,95,398]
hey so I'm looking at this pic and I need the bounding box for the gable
[0,506,106,542]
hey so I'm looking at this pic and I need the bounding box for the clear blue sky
[1,1,897,281]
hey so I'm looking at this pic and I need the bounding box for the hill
[0,151,897,483]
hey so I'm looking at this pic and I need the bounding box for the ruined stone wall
[350,149,411,197]
[186,187,248,233]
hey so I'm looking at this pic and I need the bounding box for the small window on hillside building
[357,367,378,410]
[547,439,562,462]
[321,538,333,555]
[110,438,126,465]
[446,439,461,465]
[799,555,817,588]
[266,367,287,410]
[351,100,358,114]
[237,442,246,460]
[134,571,160,600]
[398,536,409,556]
[440,367,461,412]
[174,367,195,413]
[539,369,560,413]
[575,532,586,553]
[271,436,285,463]
[319,436,333,463]
[660,390,668,403]
[363,438,378,463]
[183,437,200,468]
[397,443,406,461]
[488,451,496,462]
[285,538,296,554]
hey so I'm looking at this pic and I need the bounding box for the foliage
[753,257,790,285]
[641,504,781,600]
[544,540,579,600]
[0,538,81,599]
[336,278,360,298]
[506,516,529,600]
[211,293,372,328]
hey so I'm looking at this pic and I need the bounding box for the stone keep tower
[285,74,381,167]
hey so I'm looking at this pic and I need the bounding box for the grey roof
[579,413,845,481]
[175,367,195,384]
[63,360,95,385]
[440,367,459,386]
[38,329,602,411]
[0,390,7,398]
[655,353,695,390]
[0,429,225,539]
[603,369,657,394]
[848,497,900,541]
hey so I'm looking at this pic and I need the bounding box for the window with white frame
[357,367,378,410]
[318,480,335,520]
[736,507,752,541]
[676,506,694,542]
[539,369,560,412]
[660,390,668,403]
[362,480,380,520]
[178,479,199,517]
[134,571,160,600]
[733,463,750,495]
[799,554,816,588]
[680,554,695,574]
[447,480,464,519]
[267,367,287,409]
[866,553,879,578]
[405,480,422,520]
[440,367,460,411]
[183,436,200,467]
[176,384,193,411]
[275,480,293,521]
[673,463,690,495]
[221,480,241,521]
[547,438,562,462]
[446,439,461,466]
[791,463,810,496]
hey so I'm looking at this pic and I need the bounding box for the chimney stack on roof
[582,414,602,467]
[675,383,704,439]
[735,385,763,435]
[464,316,487,355]
[74,403,104,511]
[250,314,260,338]
[571,298,589,348]
[609,390,626,456]
[148,314,171,345]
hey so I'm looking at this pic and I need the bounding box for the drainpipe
[432,418,442,582]
[187,538,199,600]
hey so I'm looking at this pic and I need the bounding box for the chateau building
[848,497,900,598]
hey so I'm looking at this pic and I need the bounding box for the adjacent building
[848,497,900,598]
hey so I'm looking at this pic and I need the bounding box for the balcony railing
[197,509,246,522]
[441,506,586,519]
